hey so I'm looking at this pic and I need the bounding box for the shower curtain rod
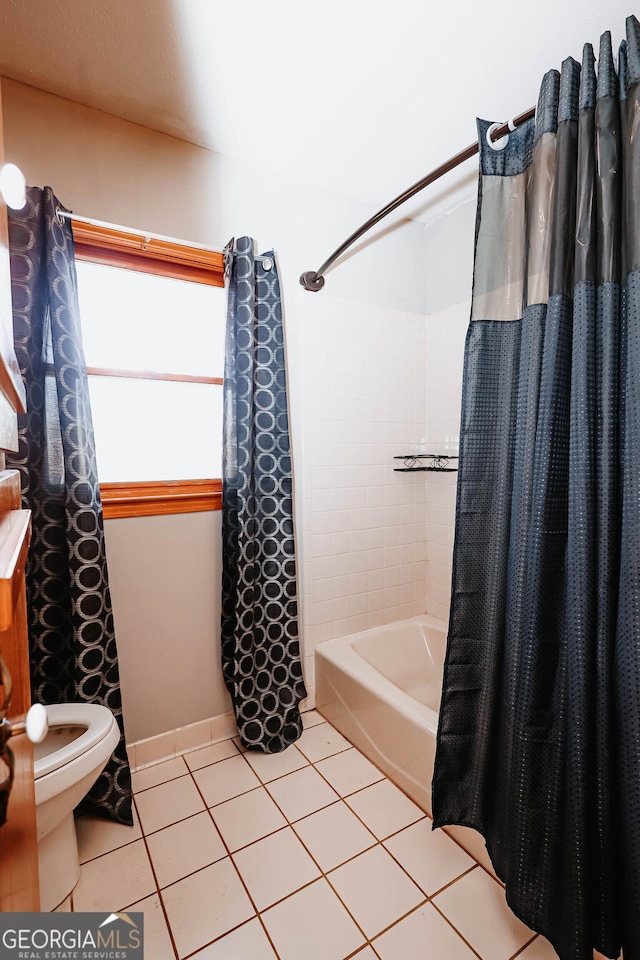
[299,106,536,292]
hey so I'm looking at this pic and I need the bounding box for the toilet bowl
[33,702,120,911]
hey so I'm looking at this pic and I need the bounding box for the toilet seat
[33,703,118,780]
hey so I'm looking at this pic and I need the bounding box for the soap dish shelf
[394,454,458,472]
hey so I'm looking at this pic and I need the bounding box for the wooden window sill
[100,479,222,519]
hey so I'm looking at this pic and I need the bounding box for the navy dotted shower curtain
[7,187,132,826]
[221,236,306,752]
[433,18,640,960]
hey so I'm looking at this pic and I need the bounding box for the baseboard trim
[128,691,316,772]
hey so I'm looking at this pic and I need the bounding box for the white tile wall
[424,299,470,623]
[296,292,470,700]
[299,294,429,691]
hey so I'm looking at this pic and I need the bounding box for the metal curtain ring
[486,121,509,151]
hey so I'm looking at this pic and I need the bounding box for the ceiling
[0,0,632,224]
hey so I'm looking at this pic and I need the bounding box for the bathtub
[315,613,495,874]
[315,614,445,815]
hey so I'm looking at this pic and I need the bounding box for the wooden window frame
[73,220,225,286]
[73,221,225,519]
[100,479,222,519]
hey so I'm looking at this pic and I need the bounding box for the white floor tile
[162,858,254,958]
[518,936,560,959]
[73,839,156,912]
[190,918,277,959]
[293,801,377,872]
[193,754,261,806]
[135,775,205,835]
[433,866,533,960]
[233,826,321,911]
[443,823,498,878]
[328,845,424,939]
[373,902,477,960]
[266,766,339,822]
[242,744,309,782]
[301,710,326,729]
[184,739,239,772]
[76,808,142,863]
[345,779,425,839]
[210,787,287,852]
[383,818,475,895]
[315,748,384,797]
[146,811,227,888]
[127,892,175,960]
[261,878,365,960]
[131,756,189,793]
[295,722,351,762]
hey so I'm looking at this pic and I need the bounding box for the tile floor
[65,711,561,960]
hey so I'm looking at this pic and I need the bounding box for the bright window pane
[88,377,222,481]
[76,261,226,377]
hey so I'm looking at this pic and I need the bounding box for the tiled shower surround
[68,713,557,960]
[298,295,470,700]
[424,299,469,623]
[299,295,430,700]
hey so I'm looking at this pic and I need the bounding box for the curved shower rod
[299,107,535,292]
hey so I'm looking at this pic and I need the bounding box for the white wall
[103,512,227,742]
[2,78,429,741]
[1,81,425,313]
[424,201,476,314]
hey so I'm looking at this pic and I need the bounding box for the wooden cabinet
[0,77,38,911]
[0,476,36,910]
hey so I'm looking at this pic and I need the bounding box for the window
[73,221,225,518]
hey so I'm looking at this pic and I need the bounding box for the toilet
[33,702,120,911]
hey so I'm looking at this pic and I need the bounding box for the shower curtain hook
[486,122,509,151]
